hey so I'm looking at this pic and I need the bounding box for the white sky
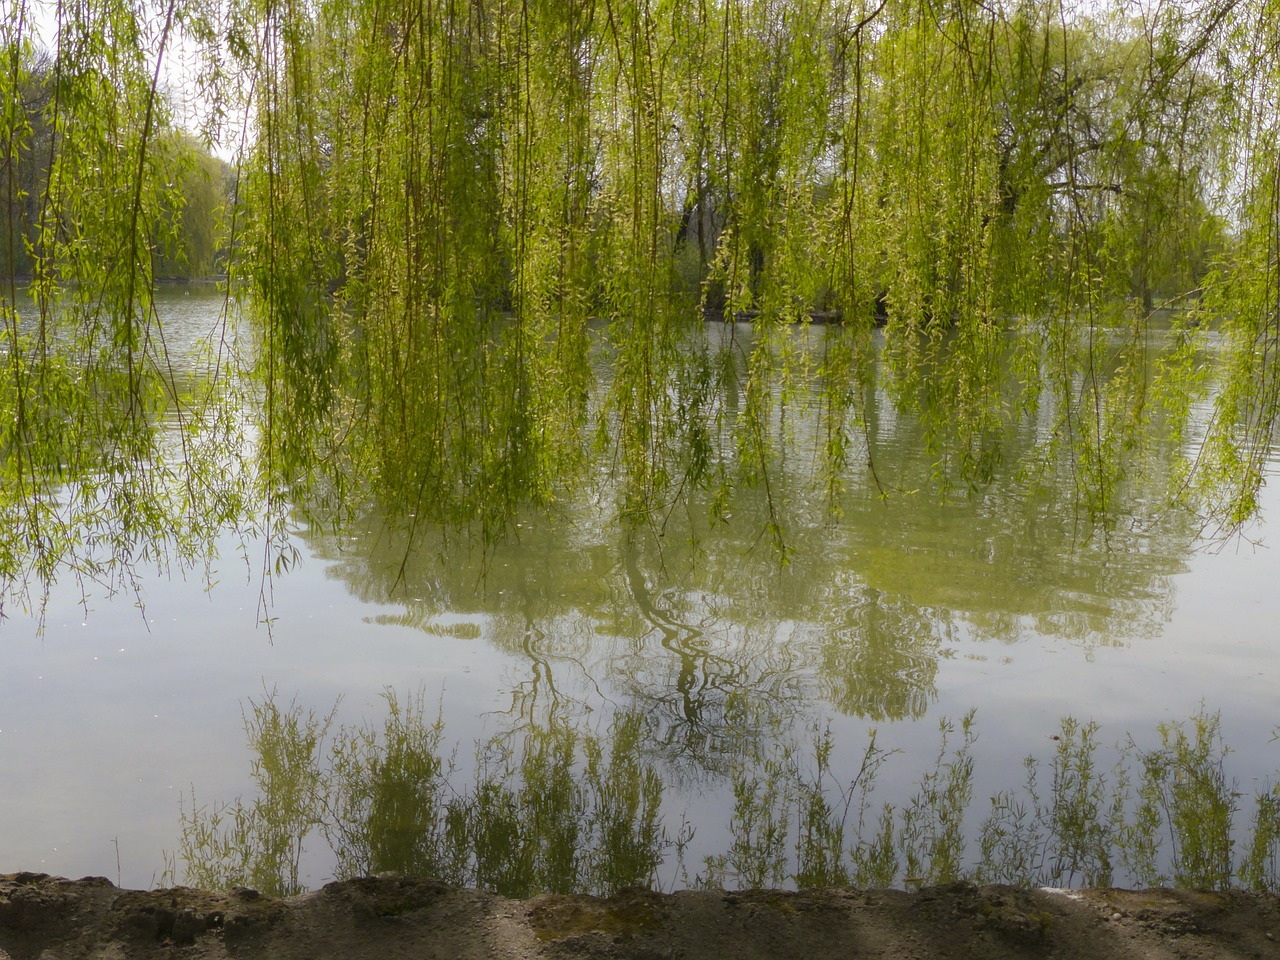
[10,0,248,158]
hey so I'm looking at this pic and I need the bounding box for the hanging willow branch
[1,0,1279,603]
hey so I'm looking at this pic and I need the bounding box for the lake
[1,285,1276,892]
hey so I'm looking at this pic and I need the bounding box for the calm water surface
[0,287,1276,889]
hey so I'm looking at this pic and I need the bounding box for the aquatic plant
[179,690,672,898]
[178,695,1280,896]
[178,693,336,897]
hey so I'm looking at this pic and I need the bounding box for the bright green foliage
[1241,784,1280,892]
[1043,718,1116,887]
[975,760,1048,886]
[151,131,232,278]
[702,752,793,888]
[324,689,452,881]
[1,2,249,614]
[228,0,1277,547]
[5,0,1280,595]
[895,711,977,885]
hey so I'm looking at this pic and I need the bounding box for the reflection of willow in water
[295,328,1198,762]
[819,588,946,722]
[604,534,807,775]
[177,692,1280,897]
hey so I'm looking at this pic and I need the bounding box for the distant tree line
[1,49,231,281]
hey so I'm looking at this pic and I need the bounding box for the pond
[1,285,1277,893]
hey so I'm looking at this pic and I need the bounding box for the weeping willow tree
[2,0,1279,603]
[0,0,251,614]
[235,0,1278,540]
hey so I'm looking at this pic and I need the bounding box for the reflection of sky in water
[0,540,506,889]
[0,304,1277,889]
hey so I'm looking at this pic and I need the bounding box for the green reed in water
[178,694,338,897]
[178,691,671,899]
[176,694,1280,897]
